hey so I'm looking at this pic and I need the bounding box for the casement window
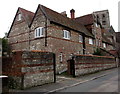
[89,38,94,45]
[63,30,70,39]
[103,43,106,48]
[17,14,22,21]
[99,40,101,46]
[79,35,83,43]
[35,27,44,38]
[96,39,99,46]
[95,23,98,27]
[59,52,63,63]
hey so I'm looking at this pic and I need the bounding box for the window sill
[35,36,45,39]
[63,37,70,40]
[79,41,83,43]
[89,43,93,45]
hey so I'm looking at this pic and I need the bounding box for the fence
[2,51,56,89]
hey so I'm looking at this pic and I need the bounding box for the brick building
[7,4,116,73]
[74,10,116,53]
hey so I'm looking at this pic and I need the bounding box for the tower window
[102,14,105,18]
[102,21,106,25]
[97,15,99,18]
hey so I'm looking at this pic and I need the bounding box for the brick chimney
[70,9,75,19]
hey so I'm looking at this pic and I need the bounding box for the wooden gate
[67,59,75,77]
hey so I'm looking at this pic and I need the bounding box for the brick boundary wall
[73,55,117,76]
[2,51,56,89]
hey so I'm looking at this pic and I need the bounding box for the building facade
[7,5,116,73]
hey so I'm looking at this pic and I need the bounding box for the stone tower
[93,10,110,30]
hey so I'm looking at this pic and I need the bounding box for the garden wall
[74,55,117,76]
[2,51,56,89]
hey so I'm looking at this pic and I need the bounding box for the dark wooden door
[67,59,75,77]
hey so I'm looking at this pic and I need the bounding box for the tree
[1,37,10,56]
[93,48,102,56]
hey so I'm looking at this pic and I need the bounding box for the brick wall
[8,20,30,51]
[73,55,117,76]
[46,23,84,73]
[2,51,55,89]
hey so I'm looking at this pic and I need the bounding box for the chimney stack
[70,9,75,19]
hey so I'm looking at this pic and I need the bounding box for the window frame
[59,52,63,63]
[79,35,83,43]
[63,30,70,39]
[35,27,44,38]
[103,43,106,48]
[95,23,98,27]
[89,38,94,45]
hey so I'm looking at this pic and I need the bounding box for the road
[55,68,119,92]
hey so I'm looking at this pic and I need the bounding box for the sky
[0,0,119,38]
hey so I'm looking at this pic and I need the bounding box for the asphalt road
[56,68,119,92]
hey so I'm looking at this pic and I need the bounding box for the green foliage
[93,48,102,56]
[8,77,18,89]
[2,38,10,56]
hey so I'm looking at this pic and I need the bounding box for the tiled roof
[102,34,112,45]
[102,27,116,45]
[19,7,34,26]
[39,5,94,38]
[74,14,94,25]
[7,8,34,37]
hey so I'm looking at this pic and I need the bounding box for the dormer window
[35,27,44,38]
[17,14,22,21]
[63,30,70,39]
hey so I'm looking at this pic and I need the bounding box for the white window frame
[96,39,99,46]
[89,38,93,45]
[35,27,44,38]
[95,23,98,27]
[17,14,22,21]
[79,35,83,43]
[63,30,70,39]
[103,43,106,48]
[59,52,63,63]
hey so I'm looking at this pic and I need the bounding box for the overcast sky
[0,0,119,38]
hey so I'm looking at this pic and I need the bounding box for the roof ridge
[18,7,34,14]
[40,4,70,19]
[75,14,93,19]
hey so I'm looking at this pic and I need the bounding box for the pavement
[9,68,118,93]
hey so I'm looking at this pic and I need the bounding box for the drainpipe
[45,16,47,47]
[83,35,86,54]
[28,28,31,50]
[40,5,48,47]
